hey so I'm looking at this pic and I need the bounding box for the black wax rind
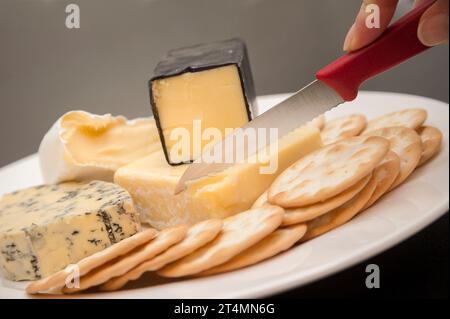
[149,38,257,166]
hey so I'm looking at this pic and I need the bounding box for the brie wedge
[39,111,161,184]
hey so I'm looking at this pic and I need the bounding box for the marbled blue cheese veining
[0,181,140,281]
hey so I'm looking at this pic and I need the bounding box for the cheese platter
[0,91,448,299]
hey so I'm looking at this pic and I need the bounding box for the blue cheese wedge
[0,181,140,281]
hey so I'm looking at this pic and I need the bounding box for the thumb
[417,0,449,46]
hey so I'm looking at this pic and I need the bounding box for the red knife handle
[316,0,436,101]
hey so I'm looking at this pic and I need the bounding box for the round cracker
[100,219,223,291]
[268,136,389,207]
[363,151,400,209]
[363,108,427,134]
[26,228,158,294]
[321,114,367,145]
[198,224,307,276]
[301,172,377,241]
[417,126,443,167]
[253,174,371,226]
[282,174,372,225]
[157,205,284,278]
[62,225,188,294]
[252,191,271,209]
[365,127,422,190]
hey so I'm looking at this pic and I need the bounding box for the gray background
[0,0,448,167]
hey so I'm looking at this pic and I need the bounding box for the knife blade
[174,80,342,194]
[174,0,436,194]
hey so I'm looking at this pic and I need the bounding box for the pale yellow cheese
[152,65,250,163]
[39,111,162,183]
[115,125,322,229]
[61,112,160,169]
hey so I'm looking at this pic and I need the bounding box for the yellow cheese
[60,112,160,168]
[152,65,251,164]
[39,111,161,183]
[115,125,322,229]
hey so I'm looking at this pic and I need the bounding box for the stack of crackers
[27,108,443,295]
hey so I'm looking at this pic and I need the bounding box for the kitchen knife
[174,0,436,194]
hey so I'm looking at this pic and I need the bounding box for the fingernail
[418,14,449,46]
[343,23,356,51]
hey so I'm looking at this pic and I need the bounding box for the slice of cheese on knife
[115,125,322,229]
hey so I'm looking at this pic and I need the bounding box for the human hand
[343,0,449,51]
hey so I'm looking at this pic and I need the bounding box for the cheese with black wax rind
[0,181,140,281]
[39,111,161,184]
[115,125,322,229]
[150,38,257,165]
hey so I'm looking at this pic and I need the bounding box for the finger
[414,0,425,8]
[344,0,399,51]
[413,0,431,8]
[417,0,449,46]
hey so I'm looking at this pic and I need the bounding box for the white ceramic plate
[0,91,448,299]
